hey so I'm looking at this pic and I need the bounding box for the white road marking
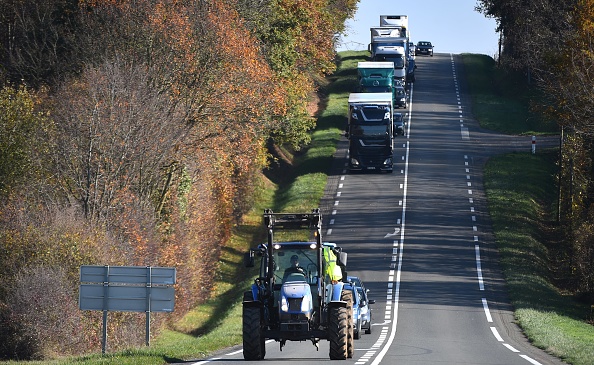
[482,298,493,322]
[476,245,485,290]
[370,84,412,365]
[504,344,520,353]
[490,327,504,342]
[520,355,544,365]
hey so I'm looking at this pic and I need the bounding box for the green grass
[460,54,558,135]
[484,152,594,364]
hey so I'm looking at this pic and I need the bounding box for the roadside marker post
[532,136,536,154]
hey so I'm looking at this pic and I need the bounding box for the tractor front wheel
[243,305,265,360]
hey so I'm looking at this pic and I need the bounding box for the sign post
[79,265,176,353]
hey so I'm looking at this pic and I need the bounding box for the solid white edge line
[370,83,413,365]
[189,357,222,365]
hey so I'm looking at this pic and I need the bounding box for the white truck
[379,15,409,38]
[368,35,407,85]
[369,15,411,86]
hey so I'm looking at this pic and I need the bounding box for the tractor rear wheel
[243,305,265,360]
[328,305,348,360]
[341,290,354,358]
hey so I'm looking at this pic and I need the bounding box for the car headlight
[383,158,393,166]
[281,297,288,312]
[351,158,360,166]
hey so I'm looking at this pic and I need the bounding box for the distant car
[415,41,434,56]
[393,112,405,136]
[347,276,375,339]
[394,85,408,109]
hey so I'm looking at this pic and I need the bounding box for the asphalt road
[183,53,566,365]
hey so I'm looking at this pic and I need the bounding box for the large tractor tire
[328,305,348,360]
[243,305,265,360]
[341,290,354,358]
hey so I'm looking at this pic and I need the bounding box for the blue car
[346,276,376,339]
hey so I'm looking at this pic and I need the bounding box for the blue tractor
[242,209,354,360]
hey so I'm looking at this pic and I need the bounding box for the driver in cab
[283,254,306,282]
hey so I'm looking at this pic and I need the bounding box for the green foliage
[0,85,49,197]
[461,54,558,135]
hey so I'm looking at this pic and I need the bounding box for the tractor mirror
[339,252,347,266]
[244,251,255,268]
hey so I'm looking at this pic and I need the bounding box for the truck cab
[369,34,408,86]
[346,93,394,173]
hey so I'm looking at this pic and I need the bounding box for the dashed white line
[482,298,493,322]
[520,355,544,365]
[490,327,504,342]
[504,344,521,353]
[475,245,485,290]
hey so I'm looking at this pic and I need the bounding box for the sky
[336,0,500,57]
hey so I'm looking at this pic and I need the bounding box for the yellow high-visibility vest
[323,247,342,281]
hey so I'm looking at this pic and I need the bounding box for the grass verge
[460,54,558,135]
[484,152,594,365]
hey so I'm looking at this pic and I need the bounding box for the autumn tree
[476,0,575,80]
[0,0,358,358]
[546,0,594,294]
[235,0,358,148]
[477,0,594,295]
[0,0,81,86]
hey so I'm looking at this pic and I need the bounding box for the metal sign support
[102,266,109,354]
[146,266,151,347]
